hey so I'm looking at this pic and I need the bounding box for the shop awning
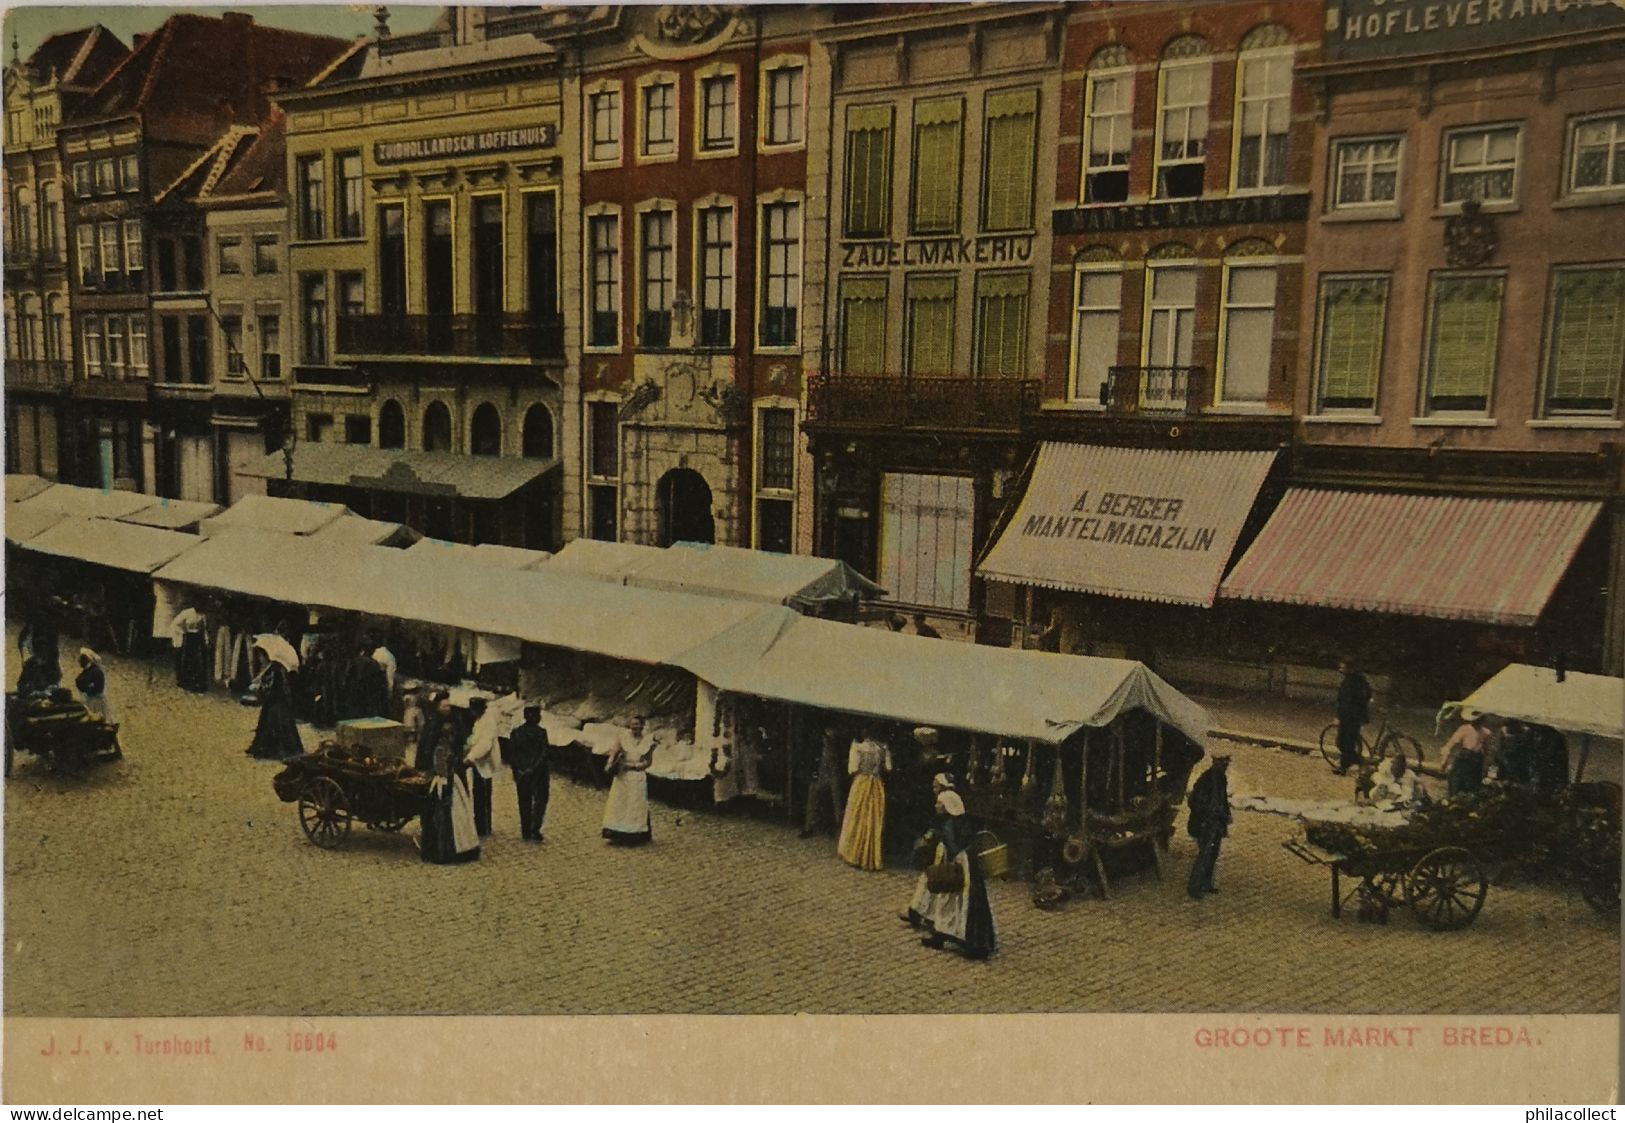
[5,504,67,544]
[1218,489,1602,626]
[236,444,560,501]
[977,443,1278,606]
[1458,664,1623,741]
[24,514,200,574]
[6,474,52,503]
[672,613,1211,745]
[117,498,222,531]
[407,538,551,569]
[549,538,886,608]
[17,483,161,521]
[309,513,420,548]
[198,493,350,538]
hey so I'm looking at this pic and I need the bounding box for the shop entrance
[656,468,714,546]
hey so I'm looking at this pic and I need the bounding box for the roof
[308,513,420,548]
[549,538,884,607]
[1459,664,1623,742]
[977,443,1278,607]
[15,483,159,520]
[25,25,129,90]
[407,538,551,570]
[198,493,350,538]
[672,612,1211,746]
[1219,489,1603,626]
[236,444,560,501]
[154,125,256,205]
[6,474,53,503]
[204,107,286,201]
[22,514,198,574]
[5,504,67,544]
[116,497,222,531]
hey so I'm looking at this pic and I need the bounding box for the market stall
[6,473,52,504]
[1452,663,1624,783]
[197,493,350,538]
[117,498,222,533]
[406,537,551,570]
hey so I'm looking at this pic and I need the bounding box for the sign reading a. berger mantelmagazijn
[373,124,557,165]
[1327,0,1625,61]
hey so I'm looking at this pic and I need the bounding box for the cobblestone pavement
[4,639,1618,1017]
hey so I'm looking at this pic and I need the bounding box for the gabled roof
[203,107,287,203]
[26,25,127,90]
[153,124,256,205]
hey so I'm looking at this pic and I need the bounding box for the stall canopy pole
[1576,734,1592,783]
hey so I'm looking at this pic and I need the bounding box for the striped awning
[1219,489,1603,626]
[977,443,1278,606]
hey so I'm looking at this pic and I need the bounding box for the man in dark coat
[505,705,552,842]
[1334,660,1373,775]
[1186,753,1232,900]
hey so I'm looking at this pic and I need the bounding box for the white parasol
[252,633,301,671]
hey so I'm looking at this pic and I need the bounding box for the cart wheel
[298,777,352,850]
[1372,869,1406,908]
[1580,865,1620,916]
[1376,731,1425,771]
[1319,723,1369,771]
[1404,846,1488,931]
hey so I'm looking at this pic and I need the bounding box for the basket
[912,838,939,871]
[974,830,1009,878]
[925,860,965,894]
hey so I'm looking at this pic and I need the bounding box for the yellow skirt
[837,773,886,871]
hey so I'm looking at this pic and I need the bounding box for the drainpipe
[815,15,838,560]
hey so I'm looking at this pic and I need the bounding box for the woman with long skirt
[74,649,117,726]
[837,728,892,870]
[903,786,996,961]
[247,659,306,761]
[420,722,481,865]
[602,717,654,846]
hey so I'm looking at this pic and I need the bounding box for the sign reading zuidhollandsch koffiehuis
[1327,0,1625,60]
[373,124,558,164]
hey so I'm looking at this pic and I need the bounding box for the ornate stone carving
[620,379,662,420]
[700,380,746,426]
[1444,199,1497,268]
[655,5,728,44]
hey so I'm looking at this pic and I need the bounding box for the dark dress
[177,629,209,693]
[247,663,305,760]
[420,714,479,865]
[1335,671,1372,771]
[939,813,997,960]
[1531,725,1571,790]
[1186,763,1232,899]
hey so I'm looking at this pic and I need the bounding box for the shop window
[838,276,888,375]
[973,272,1029,376]
[1331,136,1402,210]
[700,73,737,151]
[589,87,621,163]
[638,208,674,348]
[981,88,1038,231]
[878,473,974,612]
[470,403,502,457]
[844,105,893,238]
[1567,113,1625,196]
[1155,38,1210,199]
[588,213,620,348]
[345,415,372,445]
[254,235,279,275]
[1442,125,1520,206]
[1071,267,1123,401]
[1218,265,1276,404]
[522,404,554,459]
[378,400,406,449]
[911,97,963,235]
[759,200,800,348]
[764,63,804,147]
[1233,30,1292,191]
[1423,271,1505,414]
[307,413,334,443]
[1543,265,1625,416]
[422,401,452,453]
[297,155,325,239]
[698,204,734,347]
[1083,49,1133,204]
[904,275,956,376]
[335,151,363,238]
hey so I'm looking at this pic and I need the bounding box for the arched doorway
[470,402,502,457]
[422,401,452,452]
[522,404,554,459]
[656,467,715,546]
[378,400,405,449]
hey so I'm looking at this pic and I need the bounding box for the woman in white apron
[74,649,117,726]
[602,717,654,846]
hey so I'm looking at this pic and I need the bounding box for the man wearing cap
[505,705,552,842]
[1186,752,1233,900]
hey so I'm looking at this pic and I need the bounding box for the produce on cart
[5,688,123,777]
[272,741,432,850]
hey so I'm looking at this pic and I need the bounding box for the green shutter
[975,273,1029,376]
[982,88,1038,232]
[840,276,888,375]
[844,106,892,238]
[1317,278,1387,408]
[912,97,963,235]
[1427,274,1504,408]
[1549,268,1625,411]
[906,275,957,376]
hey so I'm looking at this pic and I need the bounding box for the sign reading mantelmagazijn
[1327,0,1625,61]
[373,124,558,165]
[977,443,1279,607]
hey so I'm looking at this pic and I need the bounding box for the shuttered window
[838,276,888,375]
[1546,266,1625,415]
[844,106,893,238]
[974,273,1029,376]
[982,88,1038,231]
[905,275,956,376]
[879,473,975,612]
[1315,276,1388,411]
[911,97,963,235]
[1424,272,1504,414]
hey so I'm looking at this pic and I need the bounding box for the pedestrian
[462,697,502,839]
[1334,659,1372,775]
[1442,709,1495,798]
[1529,722,1571,790]
[74,648,117,726]
[886,613,907,632]
[1185,752,1232,900]
[837,725,892,870]
[1495,719,1536,786]
[246,638,305,761]
[911,612,941,640]
[371,638,397,698]
[170,607,209,694]
[602,716,654,846]
[26,602,62,686]
[420,701,480,866]
[505,705,551,842]
[905,786,996,960]
[800,727,847,839]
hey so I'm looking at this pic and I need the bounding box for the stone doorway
[656,467,715,546]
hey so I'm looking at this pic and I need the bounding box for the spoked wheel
[1319,723,1369,771]
[1580,864,1621,916]
[1375,731,1425,771]
[1371,868,1406,909]
[298,777,352,849]
[1404,846,1488,931]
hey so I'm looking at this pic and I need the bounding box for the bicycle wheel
[1378,732,1425,770]
[1320,722,1368,772]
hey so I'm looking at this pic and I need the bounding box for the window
[974,273,1029,376]
[982,88,1038,231]
[1233,40,1292,190]
[905,275,956,376]
[259,314,281,379]
[1331,136,1402,210]
[1084,52,1133,204]
[220,314,244,377]
[911,97,963,235]
[1156,39,1211,199]
[755,407,795,554]
[523,404,554,459]
[639,209,675,348]
[42,185,61,256]
[105,316,125,374]
[1071,267,1123,400]
[1544,266,1625,415]
[844,106,894,238]
[1144,264,1197,392]
[72,162,92,198]
[156,239,177,292]
[1442,125,1520,205]
[12,188,32,256]
[422,200,453,319]
[254,235,278,275]
[99,222,121,285]
[335,151,362,238]
[161,317,182,381]
[698,205,734,347]
[526,193,560,338]
[378,400,405,449]
[642,80,676,158]
[587,401,619,541]
[589,88,621,162]
[46,298,65,361]
[128,317,147,376]
[217,237,243,275]
[77,226,97,287]
[470,403,502,457]
[345,415,372,445]
[1218,264,1277,404]
[422,402,452,453]
[81,318,103,377]
[760,201,801,348]
[378,205,405,314]
[471,197,503,322]
[339,273,365,321]
[1423,272,1505,414]
[296,155,325,239]
[94,158,115,195]
[307,413,334,443]
[700,73,737,151]
[301,274,328,364]
[838,277,888,375]
[1568,113,1625,195]
[187,315,210,383]
[879,473,975,612]
[182,236,204,290]
[588,213,620,348]
[765,64,804,146]
[123,220,143,282]
[119,154,139,192]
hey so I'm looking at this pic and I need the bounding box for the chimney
[222,11,254,34]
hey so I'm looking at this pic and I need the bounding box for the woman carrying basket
[901,777,997,960]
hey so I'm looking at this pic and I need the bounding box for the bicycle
[1319,716,1425,773]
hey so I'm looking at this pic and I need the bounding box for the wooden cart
[5,691,123,777]
[272,744,432,850]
